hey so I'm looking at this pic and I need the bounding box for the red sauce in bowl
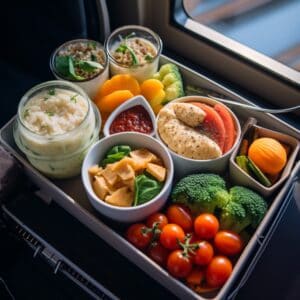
[109,105,153,134]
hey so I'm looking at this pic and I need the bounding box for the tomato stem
[178,234,200,257]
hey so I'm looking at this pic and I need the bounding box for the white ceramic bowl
[156,96,241,177]
[81,132,174,222]
[103,95,156,137]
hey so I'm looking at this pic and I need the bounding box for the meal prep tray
[1,55,299,300]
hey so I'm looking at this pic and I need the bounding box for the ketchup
[109,105,153,134]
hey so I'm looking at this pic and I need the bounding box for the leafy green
[45,111,55,117]
[48,87,56,96]
[68,56,84,81]
[55,56,69,77]
[87,41,97,50]
[76,60,103,72]
[236,155,250,174]
[134,174,163,206]
[115,32,138,66]
[144,54,153,62]
[101,145,131,166]
[70,94,78,103]
[23,109,30,118]
[55,56,83,81]
[247,158,272,187]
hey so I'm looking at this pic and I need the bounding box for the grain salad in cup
[50,39,109,100]
[105,25,162,82]
[13,80,101,179]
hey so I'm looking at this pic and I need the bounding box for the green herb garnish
[55,55,102,80]
[76,60,103,73]
[55,55,84,81]
[101,145,131,166]
[70,93,78,103]
[87,41,97,50]
[68,56,85,81]
[115,32,139,66]
[45,111,55,117]
[24,109,30,118]
[44,96,50,101]
[133,174,163,206]
[144,54,153,62]
[48,88,56,96]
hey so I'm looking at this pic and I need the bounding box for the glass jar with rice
[105,25,162,82]
[13,80,101,179]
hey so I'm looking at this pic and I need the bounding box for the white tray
[1,55,299,299]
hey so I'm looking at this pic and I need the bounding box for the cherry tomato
[194,241,214,266]
[146,213,168,230]
[167,250,193,278]
[206,256,233,288]
[214,230,243,256]
[160,224,185,250]
[186,268,205,286]
[166,204,193,232]
[194,213,219,239]
[126,223,152,249]
[147,242,170,267]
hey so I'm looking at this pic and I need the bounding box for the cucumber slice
[247,158,272,187]
[236,155,250,174]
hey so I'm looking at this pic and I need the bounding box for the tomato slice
[191,102,226,152]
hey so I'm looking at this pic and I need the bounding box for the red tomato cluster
[126,204,243,292]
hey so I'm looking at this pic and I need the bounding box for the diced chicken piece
[172,103,206,127]
[102,164,118,186]
[146,163,167,182]
[151,156,163,166]
[110,157,136,171]
[105,187,133,207]
[88,165,103,177]
[122,178,135,191]
[110,158,135,181]
[92,176,109,199]
[129,149,157,170]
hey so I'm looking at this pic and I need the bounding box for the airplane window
[183,0,300,72]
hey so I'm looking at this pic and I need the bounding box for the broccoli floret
[153,63,184,103]
[220,186,267,233]
[171,174,229,214]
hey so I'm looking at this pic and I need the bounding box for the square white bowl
[230,123,300,197]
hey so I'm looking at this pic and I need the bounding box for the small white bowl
[81,132,174,222]
[155,96,241,177]
[103,95,156,137]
